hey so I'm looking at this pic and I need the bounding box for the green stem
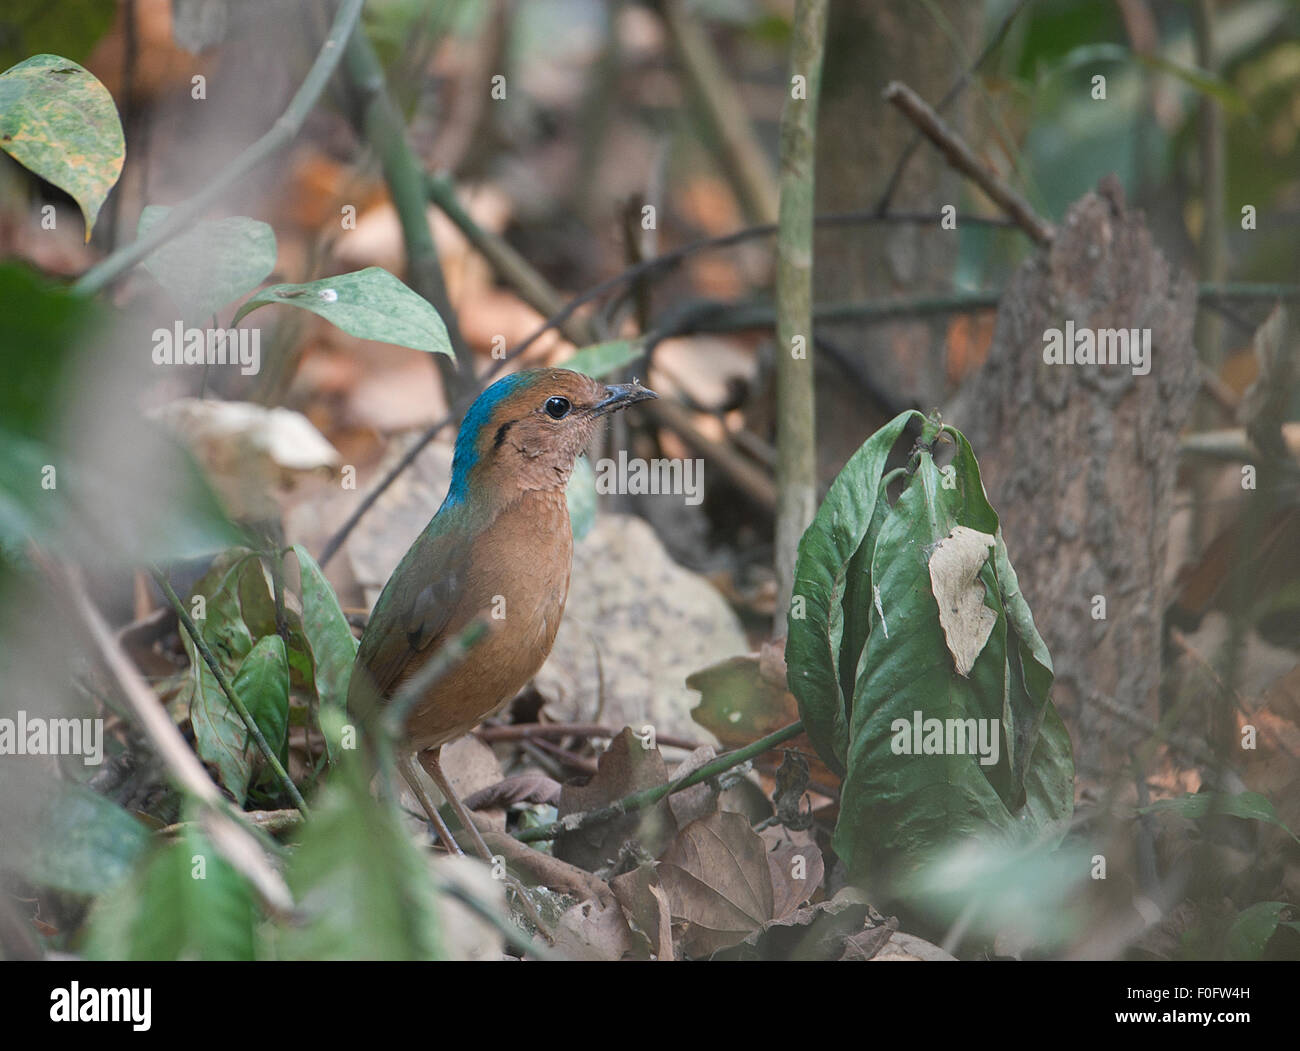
[773,0,828,637]
[152,569,309,815]
[514,720,806,844]
[74,0,365,295]
[341,25,468,399]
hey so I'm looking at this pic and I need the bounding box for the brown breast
[402,489,573,751]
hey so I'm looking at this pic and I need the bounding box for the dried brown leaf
[556,728,675,871]
[657,810,774,957]
[761,826,824,920]
[464,773,562,810]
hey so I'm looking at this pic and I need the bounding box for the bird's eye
[544,396,571,420]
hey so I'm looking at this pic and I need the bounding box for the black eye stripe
[544,396,572,419]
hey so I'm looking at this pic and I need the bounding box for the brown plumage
[347,367,656,857]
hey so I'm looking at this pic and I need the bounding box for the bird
[347,367,657,860]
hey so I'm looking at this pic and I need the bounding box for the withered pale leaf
[928,525,997,677]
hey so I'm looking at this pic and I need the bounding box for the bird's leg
[419,746,496,864]
[418,747,553,940]
[397,752,465,857]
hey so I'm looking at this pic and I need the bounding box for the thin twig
[529,739,599,776]
[161,808,304,836]
[151,569,309,815]
[883,80,1056,246]
[73,0,365,294]
[514,720,806,843]
[875,0,1034,214]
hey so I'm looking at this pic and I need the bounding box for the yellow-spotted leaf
[0,55,124,239]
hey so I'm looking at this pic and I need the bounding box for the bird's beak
[593,379,658,415]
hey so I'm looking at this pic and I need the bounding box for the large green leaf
[0,55,123,238]
[138,207,277,321]
[1,771,151,897]
[83,820,259,961]
[785,410,921,775]
[0,264,243,568]
[276,757,444,960]
[233,268,452,358]
[783,410,1074,889]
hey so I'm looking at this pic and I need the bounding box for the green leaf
[0,429,60,554]
[233,634,290,764]
[0,264,244,565]
[292,544,358,762]
[1226,901,1294,961]
[567,454,597,540]
[831,434,1071,887]
[178,554,258,804]
[1139,791,1300,844]
[233,267,453,357]
[0,55,124,238]
[785,410,921,776]
[1136,53,1246,115]
[1,771,150,897]
[0,262,101,436]
[277,757,444,960]
[138,206,277,321]
[564,339,645,380]
[235,555,316,695]
[84,820,259,960]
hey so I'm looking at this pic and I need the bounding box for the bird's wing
[347,519,471,719]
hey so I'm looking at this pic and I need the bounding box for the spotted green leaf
[0,55,124,239]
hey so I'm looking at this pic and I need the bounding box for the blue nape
[443,371,534,507]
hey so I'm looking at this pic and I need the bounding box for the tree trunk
[946,177,1198,777]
